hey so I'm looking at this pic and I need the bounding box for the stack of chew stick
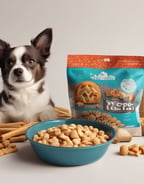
[0,107,72,156]
[0,121,38,156]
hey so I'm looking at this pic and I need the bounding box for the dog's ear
[0,39,10,67]
[31,28,52,59]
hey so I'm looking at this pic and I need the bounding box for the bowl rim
[25,119,116,150]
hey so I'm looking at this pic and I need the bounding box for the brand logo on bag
[90,72,115,80]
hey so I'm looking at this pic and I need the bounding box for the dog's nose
[13,68,23,77]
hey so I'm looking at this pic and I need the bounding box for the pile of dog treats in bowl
[26,119,116,166]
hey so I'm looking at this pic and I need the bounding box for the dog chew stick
[0,128,18,134]
[54,106,72,118]
[0,122,26,128]
[9,135,27,143]
[0,121,38,141]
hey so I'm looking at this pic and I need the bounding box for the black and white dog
[0,28,58,123]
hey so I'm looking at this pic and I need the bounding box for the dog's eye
[7,59,14,67]
[29,59,35,65]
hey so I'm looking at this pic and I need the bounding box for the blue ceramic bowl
[26,119,116,166]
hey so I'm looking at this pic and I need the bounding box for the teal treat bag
[67,55,144,136]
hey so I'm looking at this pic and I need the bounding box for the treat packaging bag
[67,55,144,136]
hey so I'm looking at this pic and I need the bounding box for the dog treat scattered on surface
[113,128,132,143]
[119,145,129,155]
[2,145,17,155]
[0,139,17,156]
[33,124,110,147]
[119,144,144,156]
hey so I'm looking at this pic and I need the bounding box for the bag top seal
[67,55,144,69]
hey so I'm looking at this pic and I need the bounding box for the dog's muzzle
[8,65,34,87]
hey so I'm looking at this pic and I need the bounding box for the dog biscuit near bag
[67,55,144,136]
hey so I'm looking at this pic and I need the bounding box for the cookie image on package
[74,81,101,105]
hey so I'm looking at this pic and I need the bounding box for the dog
[0,28,58,123]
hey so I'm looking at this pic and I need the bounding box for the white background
[0,0,144,183]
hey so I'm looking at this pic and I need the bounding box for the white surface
[1,137,144,184]
[0,0,144,183]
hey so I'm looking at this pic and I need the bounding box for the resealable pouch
[67,55,144,136]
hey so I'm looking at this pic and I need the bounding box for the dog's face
[2,46,46,89]
[0,28,52,89]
